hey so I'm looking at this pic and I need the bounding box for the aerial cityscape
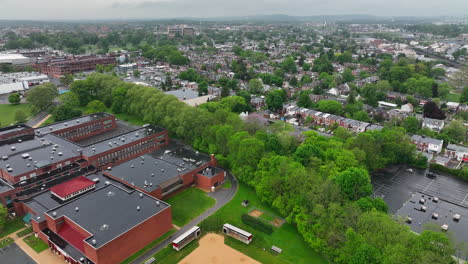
[0,1,467,264]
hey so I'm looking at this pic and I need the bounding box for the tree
[402,116,421,133]
[266,89,286,111]
[342,68,355,83]
[198,81,208,96]
[86,100,106,114]
[297,91,312,108]
[54,105,82,122]
[353,111,370,122]
[303,63,311,71]
[461,86,468,103]
[60,74,74,86]
[249,79,263,94]
[280,57,297,73]
[443,120,465,143]
[0,205,6,232]
[318,100,342,115]
[423,101,446,120]
[289,76,299,87]
[26,83,57,111]
[335,168,372,200]
[59,92,80,107]
[449,67,468,89]
[133,69,141,78]
[14,110,27,123]
[8,93,20,105]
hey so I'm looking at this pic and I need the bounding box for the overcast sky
[0,0,467,20]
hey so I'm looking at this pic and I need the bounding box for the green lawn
[0,104,32,127]
[0,218,25,238]
[16,227,33,238]
[39,115,55,127]
[0,237,14,248]
[150,239,199,264]
[200,183,326,264]
[223,177,232,189]
[165,188,215,227]
[23,235,48,253]
[121,229,176,264]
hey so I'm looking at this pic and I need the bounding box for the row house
[411,135,443,154]
[445,144,468,162]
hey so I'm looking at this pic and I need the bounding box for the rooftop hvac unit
[420,206,427,212]
[11,146,16,151]
[137,206,140,211]
[419,198,425,204]
[21,153,30,159]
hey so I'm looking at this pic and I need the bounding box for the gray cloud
[0,0,466,20]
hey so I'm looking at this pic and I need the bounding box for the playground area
[178,233,260,264]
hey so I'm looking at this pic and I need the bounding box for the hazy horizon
[0,0,467,21]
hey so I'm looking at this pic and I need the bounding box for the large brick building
[34,56,116,77]
[0,113,225,264]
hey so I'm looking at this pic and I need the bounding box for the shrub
[241,214,273,234]
[17,227,33,238]
[429,163,468,181]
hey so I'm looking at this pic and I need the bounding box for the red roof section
[50,176,95,198]
[58,222,87,253]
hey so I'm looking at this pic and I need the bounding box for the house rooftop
[46,183,170,248]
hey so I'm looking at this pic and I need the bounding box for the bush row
[429,163,468,181]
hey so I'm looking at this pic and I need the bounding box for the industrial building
[0,53,30,66]
[0,113,225,264]
[0,71,49,95]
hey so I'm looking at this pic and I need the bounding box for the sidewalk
[7,228,63,264]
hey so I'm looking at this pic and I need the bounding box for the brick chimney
[210,154,217,167]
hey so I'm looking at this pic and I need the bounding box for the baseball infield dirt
[178,233,260,264]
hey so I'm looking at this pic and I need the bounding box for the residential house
[445,144,468,162]
[411,135,443,154]
[422,118,445,132]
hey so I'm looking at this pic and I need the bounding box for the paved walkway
[32,114,52,128]
[130,171,238,264]
[5,229,63,264]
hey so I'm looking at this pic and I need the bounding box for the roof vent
[141,161,144,164]
[58,152,63,156]
[64,123,68,126]
[28,157,32,161]
[151,173,154,177]
[131,165,135,168]
[156,201,160,206]
[18,139,22,143]
[91,239,96,245]
[11,146,16,151]
[1,156,8,161]
[50,156,54,160]
[105,181,110,185]
[100,224,109,231]
[139,193,144,198]
[26,163,30,167]
[52,212,57,216]
[161,169,165,172]
[150,182,153,186]
[107,167,112,171]
[141,156,145,160]
[106,191,115,197]
[7,168,13,172]
[75,207,79,212]
[137,206,140,211]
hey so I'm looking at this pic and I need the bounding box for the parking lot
[0,243,36,264]
[371,165,468,213]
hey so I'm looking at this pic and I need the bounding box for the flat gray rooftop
[106,154,184,193]
[0,243,36,264]
[165,89,199,100]
[35,113,112,136]
[0,137,79,177]
[47,183,169,248]
[396,192,468,245]
[81,126,165,157]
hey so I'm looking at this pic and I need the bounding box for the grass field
[223,177,232,189]
[150,239,199,264]
[0,104,32,127]
[165,188,215,227]
[0,218,25,238]
[121,229,176,264]
[200,183,326,264]
[442,92,461,103]
[23,235,48,253]
[0,237,14,248]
